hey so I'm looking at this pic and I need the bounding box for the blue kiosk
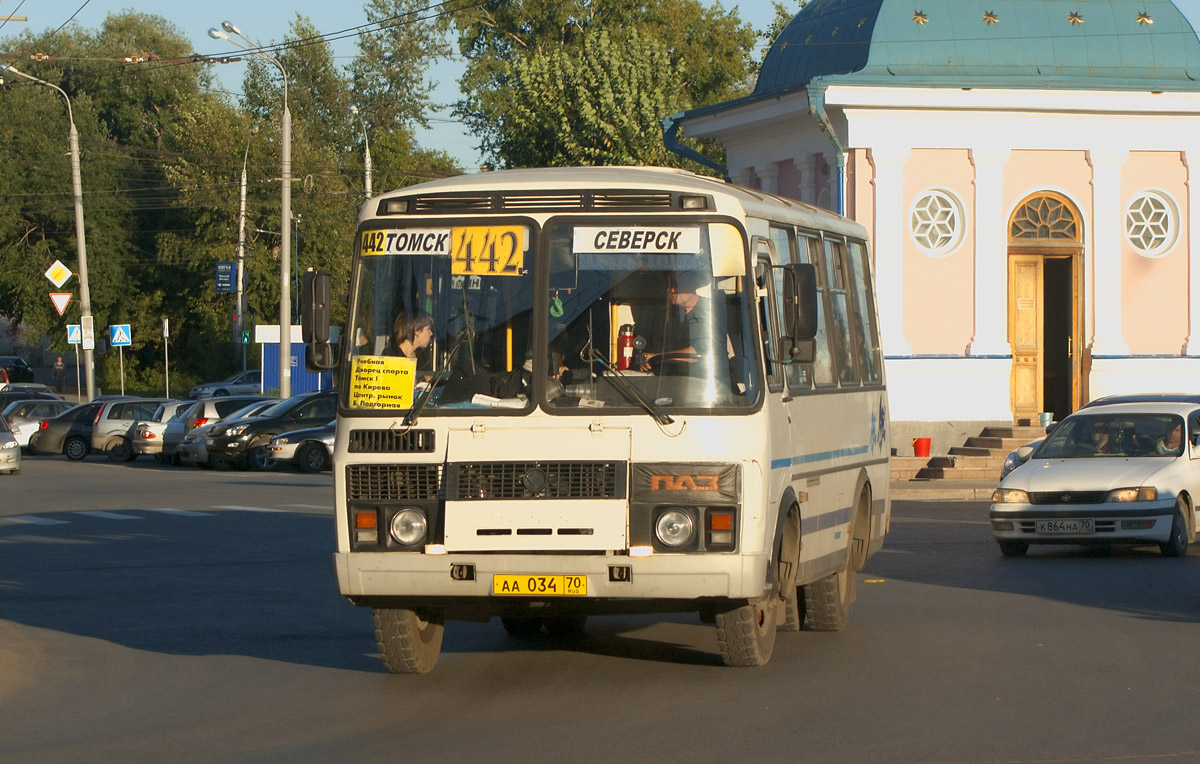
[254,324,337,396]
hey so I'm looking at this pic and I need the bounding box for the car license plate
[1036,518,1095,534]
[493,574,587,596]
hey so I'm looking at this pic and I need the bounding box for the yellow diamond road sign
[45,260,72,288]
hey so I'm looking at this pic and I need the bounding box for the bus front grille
[348,428,436,453]
[448,461,626,500]
[347,464,441,501]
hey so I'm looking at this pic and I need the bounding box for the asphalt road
[2,457,1199,763]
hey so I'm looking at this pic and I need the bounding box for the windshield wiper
[401,325,474,428]
[581,341,674,426]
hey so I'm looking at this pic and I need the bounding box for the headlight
[0,440,16,450]
[1107,487,1157,502]
[389,508,428,546]
[272,436,290,445]
[226,424,249,437]
[991,488,1030,504]
[1000,452,1021,478]
[655,509,695,548]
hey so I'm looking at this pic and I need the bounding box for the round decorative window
[1125,190,1178,258]
[909,189,965,257]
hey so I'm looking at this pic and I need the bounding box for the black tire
[501,616,545,637]
[373,607,444,674]
[295,443,328,473]
[1160,499,1189,557]
[715,594,778,667]
[804,561,855,632]
[107,438,134,463]
[998,540,1029,557]
[64,435,88,461]
[246,444,275,471]
[544,615,587,637]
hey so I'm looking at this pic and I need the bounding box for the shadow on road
[875,499,1200,624]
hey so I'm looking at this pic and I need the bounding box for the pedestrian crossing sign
[109,324,132,347]
[67,325,81,345]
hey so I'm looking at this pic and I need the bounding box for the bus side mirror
[301,269,335,371]
[780,263,818,363]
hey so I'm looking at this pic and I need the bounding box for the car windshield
[228,401,275,420]
[1036,413,1186,458]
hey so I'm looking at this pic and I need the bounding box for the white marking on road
[77,511,141,521]
[212,505,285,513]
[4,515,70,525]
[148,508,216,517]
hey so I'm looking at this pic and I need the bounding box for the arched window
[1009,192,1081,242]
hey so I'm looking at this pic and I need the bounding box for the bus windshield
[346,219,760,414]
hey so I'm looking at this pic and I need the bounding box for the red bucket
[913,437,931,457]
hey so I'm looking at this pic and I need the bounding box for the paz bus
[301,166,890,672]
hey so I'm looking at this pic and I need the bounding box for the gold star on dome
[1136,11,1154,25]
[1068,11,1084,25]
[913,10,928,25]
[983,10,999,25]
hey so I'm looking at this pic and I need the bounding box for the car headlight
[655,509,696,548]
[389,509,428,546]
[1107,487,1157,502]
[0,440,16,450]
[226,424,249,437]
[272,436,290,445]
[1000,452,1021,479]
[991,488,1030,504]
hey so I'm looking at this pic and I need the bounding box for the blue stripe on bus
[770,444,870,471]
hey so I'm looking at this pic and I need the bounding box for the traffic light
[241,329,250,344]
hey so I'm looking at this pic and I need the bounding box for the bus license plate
[493,574,587,596]
[1036,519,1094,534]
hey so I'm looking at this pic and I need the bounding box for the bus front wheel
[715,594,778,667]
[373,607,444,674]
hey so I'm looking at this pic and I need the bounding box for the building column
[1183,150,1200,355]
[1087,149,1130,356]
[870,147,912,356]
[794,156,816,204]
[967,147,1011,356]
[757,163,780,194]
[731,168,753,188]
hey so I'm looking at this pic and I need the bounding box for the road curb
[890,482,995,501]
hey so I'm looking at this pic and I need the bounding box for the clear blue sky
[4,0,1200,169]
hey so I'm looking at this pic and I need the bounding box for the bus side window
[847,240,884,384]
[775,226,811,395]
[822,237,861,387]
[754,248,784,395]
[800,234,836,388]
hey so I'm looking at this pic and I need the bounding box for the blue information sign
[216,261,235,294]
[110,324,132,347]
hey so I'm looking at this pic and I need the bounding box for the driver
[639,269,713,371]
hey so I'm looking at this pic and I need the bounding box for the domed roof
[755,0,1200,95]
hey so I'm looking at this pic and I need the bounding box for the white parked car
[189,370,261,399]
[269,420,334,472]
[990,401,1200,557]
[0,414,20,475]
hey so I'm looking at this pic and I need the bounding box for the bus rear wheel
[373,607,444,674]
[715,593,778,667]
[804,560,855,631]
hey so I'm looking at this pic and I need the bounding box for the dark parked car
[0,390,60,412]
[32,401,106,460]
[0,356,35,385]
[207,389,337,470]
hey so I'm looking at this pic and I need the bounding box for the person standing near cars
[51,356,66,393]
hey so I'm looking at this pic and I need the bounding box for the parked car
[91,397,173,462]
[0,413,20,475]
[32,401,106,460]
[269,420,335,472]
[177,399,277,469]
[207,390,337,470]
[182,395,273,434]
[189,370,262,399]
[4,382,61,398]
[990,400,1200,557]
[132,400,196,463]
[2,398,75,452]
[0,356,35,384]
[0,390,61,413]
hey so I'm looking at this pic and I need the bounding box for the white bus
[302,166,891,672]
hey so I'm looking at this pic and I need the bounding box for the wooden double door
[1008,252,1084,424]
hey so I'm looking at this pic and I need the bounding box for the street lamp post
[1,64,96,401]
[236,124,259,371]
[209,22,291,398]
[349,104,373,198]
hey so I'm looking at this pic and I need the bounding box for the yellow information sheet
[349,355,417,409]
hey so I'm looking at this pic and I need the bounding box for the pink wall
[902,149,975,354]
[1120,151,1188,354]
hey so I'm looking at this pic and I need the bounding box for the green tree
[453,0,757,166]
